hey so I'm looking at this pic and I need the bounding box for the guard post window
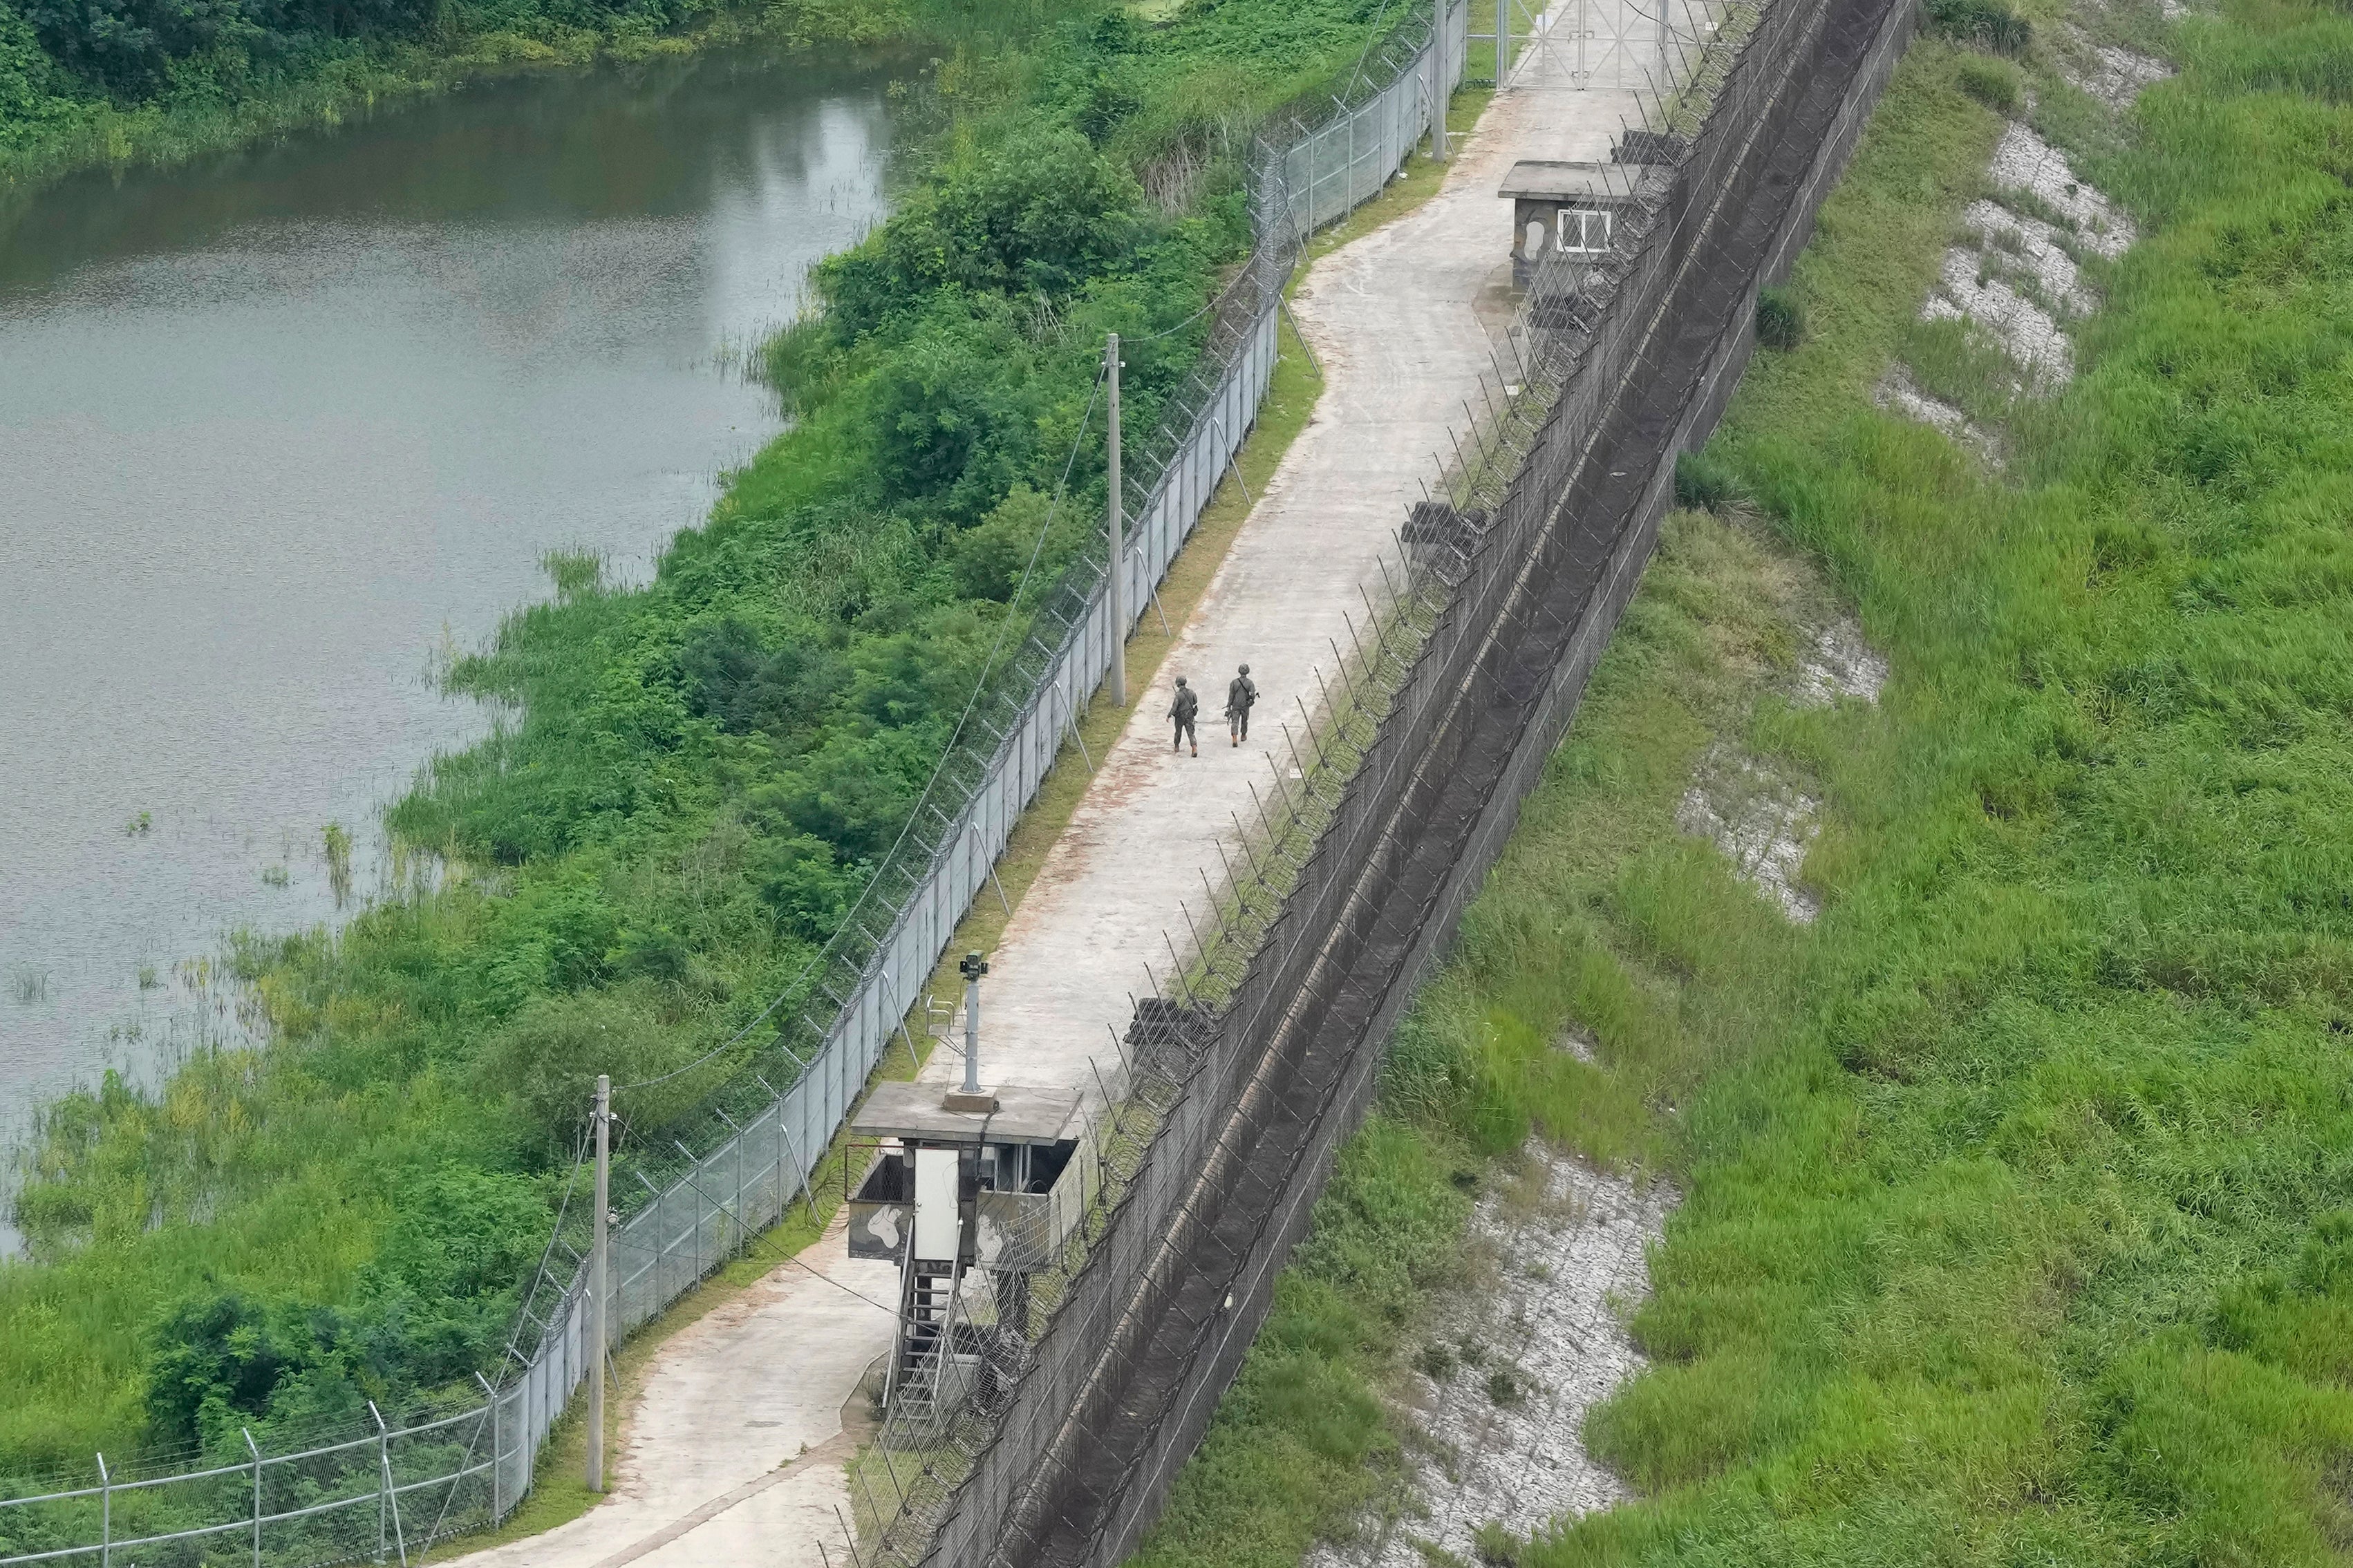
[1556,207,1612,254]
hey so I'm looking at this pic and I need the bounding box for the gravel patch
[1988,122,2135,258]
[1310,1153,1676,1568]
[1962,197,2097,314]
[1873,366,2003,466]
[2057,35,2175,108]
[1676,749,1822,923]
[1924,242,2074,386]
[1913,124,2132,391]
[1796,620,1890,705]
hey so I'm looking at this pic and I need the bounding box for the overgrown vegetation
[0,0,1422,1486]
[1754,283,1806,349]
[1134,1,2353,1560]
[0,0,919,194]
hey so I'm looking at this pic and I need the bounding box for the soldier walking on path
[1169,676,1199,757]
[1226,663,1258,746]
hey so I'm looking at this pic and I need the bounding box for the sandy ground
[447,23,1647,1568]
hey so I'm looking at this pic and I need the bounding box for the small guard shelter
[847,1081,1080,1272]
[1499,160,1643,287]
[847,1081,1080,1422]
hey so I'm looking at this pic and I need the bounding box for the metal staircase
[888,1251,968,1432]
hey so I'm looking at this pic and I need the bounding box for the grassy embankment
[0,0,1447,1499]
[1131,0,2353,1561]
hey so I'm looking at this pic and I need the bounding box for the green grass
[1132,3,2353,1562]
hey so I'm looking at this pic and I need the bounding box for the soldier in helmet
[1169,676,1199,757]
[1226,663,1258,746]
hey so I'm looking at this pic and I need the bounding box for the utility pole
[1431,0,1450,162]
[1106,332,1126,708]
[587,1074,610,1492]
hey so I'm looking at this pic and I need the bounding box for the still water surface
[0,50,896,1200]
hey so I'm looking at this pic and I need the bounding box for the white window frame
[1556,207,1613,254]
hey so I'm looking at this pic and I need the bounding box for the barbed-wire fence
[818,0,1927,1557]
[0,8,1474,1568]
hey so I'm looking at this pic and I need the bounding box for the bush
[677,618,851,737]
[1674,448,1747,512]
[477,988,672,1153]
[1927,0,2031,53]
[144,1169,550,1445]
[819,131,1148,336]
[1755,285,1806,350]
[953,483,1077,601]
[1956,53,2023,113]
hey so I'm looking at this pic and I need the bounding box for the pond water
[0,48,897,1229]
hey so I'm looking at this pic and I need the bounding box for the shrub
[1957,53,2023,113]
[953,482,1083,601]
[1755,285,1807,350]
[1674,448,1748,512]
[820,131,1149,335]
[1927,0,2031,53]
[477,988,671,1153]
[677,618,851,737]
[1472,1523,1522,1567]
[144,1294,308,1446]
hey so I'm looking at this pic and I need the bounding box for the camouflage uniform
[1226,665,1258,744]
[1169,678,1199,755]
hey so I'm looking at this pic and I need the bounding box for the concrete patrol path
[915,48,1640,1115]
[441,30,1639,1568]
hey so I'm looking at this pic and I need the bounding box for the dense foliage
[0,0,918,187]
[1139,3,2353,1562]
[0,0,1421,1488]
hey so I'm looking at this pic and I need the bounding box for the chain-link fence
[0,1394,503,1568]
[818,0,1926,1557]
[0,10,1470,1568]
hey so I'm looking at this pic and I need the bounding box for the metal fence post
[368,1406,386,1562]
[244,1428,263,1568]
[94,1453,108,1568]
[588,1075,610,1493]
[476,1372,503,1520]
[1431,0,1451,160]
[369,1401,409,1568]
[1107,332,1127,707]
